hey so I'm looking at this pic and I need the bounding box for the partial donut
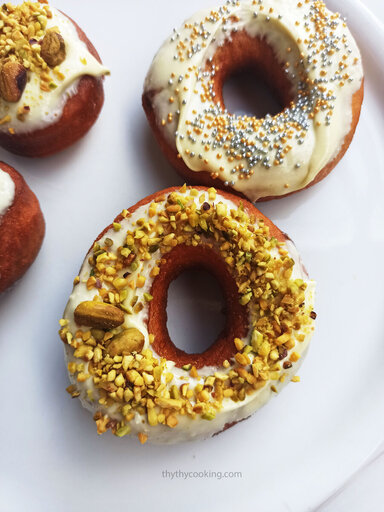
[0,162,45,293]
[0,2,109,157]
[60,185,316,444]
[143,0,364,201]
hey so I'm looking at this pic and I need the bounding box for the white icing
[0,6,109,134]
[0,169,15,217]
[63,189,316,443]
[144,0,363,200]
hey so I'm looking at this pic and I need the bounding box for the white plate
[0,1,383,511]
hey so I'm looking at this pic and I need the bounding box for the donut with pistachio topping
[0,1,109,157]
[0,161,45,293]
[143,0,364,201]
[60,185,316,444]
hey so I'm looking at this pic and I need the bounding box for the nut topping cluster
[0,2,67,107]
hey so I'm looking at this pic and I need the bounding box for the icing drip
[0,169,15,217]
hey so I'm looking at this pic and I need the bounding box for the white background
[0,1,383,511]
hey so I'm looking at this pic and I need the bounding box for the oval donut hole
[167,268,226,355]
[212,31,295,117]
[148,244,249,369]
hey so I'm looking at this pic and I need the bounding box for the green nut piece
[115,424,131,437]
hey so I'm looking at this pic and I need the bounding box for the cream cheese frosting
[61,187,316,444]
[144,0,363,200]
[0,3,109,134]
[0,169,15,217]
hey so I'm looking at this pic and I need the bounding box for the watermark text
[161,469,242,480]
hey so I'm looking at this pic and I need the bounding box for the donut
[60,185,316,444]
[0,1,109,157]
[0,162,45,293]
[143,0,364,201]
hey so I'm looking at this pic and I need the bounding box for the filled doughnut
[60,185,316,444]
[0,1,109,157]
[143,0,364,201]
[0,161,45,293]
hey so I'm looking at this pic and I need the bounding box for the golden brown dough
[0,162,45,293]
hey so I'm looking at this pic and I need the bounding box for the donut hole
[223,69,282,118]
[148,244,249,369]
[210,31,295,117]
[167,269,226,354]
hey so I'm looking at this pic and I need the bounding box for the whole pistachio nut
[106,328,145,356]
[41,31,66,67]
[74,301,124,330]
[0,61,27,102]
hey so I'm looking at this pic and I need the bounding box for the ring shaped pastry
[60,186,316,444]
[0,162,45,293]
[0,2,109,157]
[143,0,364,201]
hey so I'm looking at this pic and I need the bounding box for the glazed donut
[0,162,45,293]
[143,0,364,201]
[0,1,109,157]
[60,185,316,444]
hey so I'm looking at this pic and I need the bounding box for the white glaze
[63,189,316,443]
[144,0,363,200]
[0,169,15,217]
[0,5,109,134]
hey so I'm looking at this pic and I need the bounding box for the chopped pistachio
[116,425,131,437]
